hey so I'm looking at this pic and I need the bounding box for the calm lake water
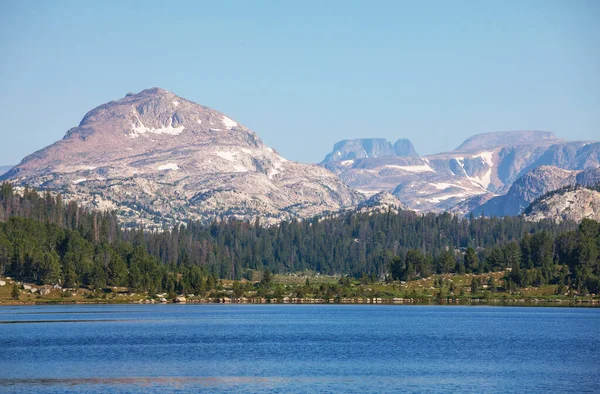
[0,305,598,393]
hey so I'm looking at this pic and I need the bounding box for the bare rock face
[321,138,419,163]
[576,167,600,187]
[357,191,407,212]
[323,142,511,213]
[447,193,495,215]
[470,166,600,217]
[525,186,600,223]
[470,166,577,217]
[2,88,363,227]
[321,131,600,214]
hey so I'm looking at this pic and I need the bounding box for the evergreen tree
[11,283,19,300]
[464,247,478,273]
[260,268,272,288]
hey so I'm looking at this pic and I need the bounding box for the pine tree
[465,247,479,273]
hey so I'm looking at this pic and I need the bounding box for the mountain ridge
[3,87,599,224]
[524,184,600,223]
[0,166,12,177]
[321,138,419,163]
[454,130,559,151]
[321,132,600,214]
[2,88,363,228]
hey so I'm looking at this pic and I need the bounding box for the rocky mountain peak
[2,89,363,228]
[138,87,170,95]
[321,138,419,163]
[393,138,419,157]
[67,87,259,148]
[358,191,406,211]
[322,128,598,215]
[525,186,600,223]
[470,165,576,217]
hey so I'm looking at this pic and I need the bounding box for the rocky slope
[356,191,407,213]
[470,166,600,217]
[575,167,600,187]
[2,88,363,227]
[470,166,577,217]
[524,186,600,223]
[321,131,600,213]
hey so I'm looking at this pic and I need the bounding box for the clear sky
[0,0,598,165]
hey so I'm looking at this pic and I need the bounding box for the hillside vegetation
[0,183,598,303]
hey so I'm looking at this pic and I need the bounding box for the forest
[0,183,598,296]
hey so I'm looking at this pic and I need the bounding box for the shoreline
[3,274,598,308]
[2,297,599,307]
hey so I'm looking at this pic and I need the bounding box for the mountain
[5,88,599,223]
[0,166,12,176]
[471,166,600,217]
[470,166,576,217]
[321,131,600,213]
[575,167,600,187]
[1,88,363,227]
[356,191,407,213]
[455,130,557,151]
[321,138,419,163]
[524,186,600,223]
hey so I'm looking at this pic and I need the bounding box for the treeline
[0,182,593,294]
[389,219,600,294]
[0,184,217,294]
[140,210,572,279]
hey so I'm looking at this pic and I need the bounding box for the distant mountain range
[322,138,419,162]
[0,166,12,177]
[321,132,600,216]
[471,166,600,217]
[2,87,599,226]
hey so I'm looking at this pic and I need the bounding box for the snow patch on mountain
[386,164,434,173]
[469,168,492,190]
[427,193,468,203]
[215,151,249,173]
[474,151,494,166]
[430,182,467,190]
[268,166,281,179]
[130,116,185,138]
[357,189,379,197]
[158,163,180,171]
[222,115,238,129]
[216,151,236,161]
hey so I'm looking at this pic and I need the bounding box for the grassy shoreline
[2,271,598,307]
[1,299,598,307]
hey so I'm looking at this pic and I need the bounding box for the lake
[0,305,598,393]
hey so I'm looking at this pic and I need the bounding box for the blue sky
[0,0,598,165]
